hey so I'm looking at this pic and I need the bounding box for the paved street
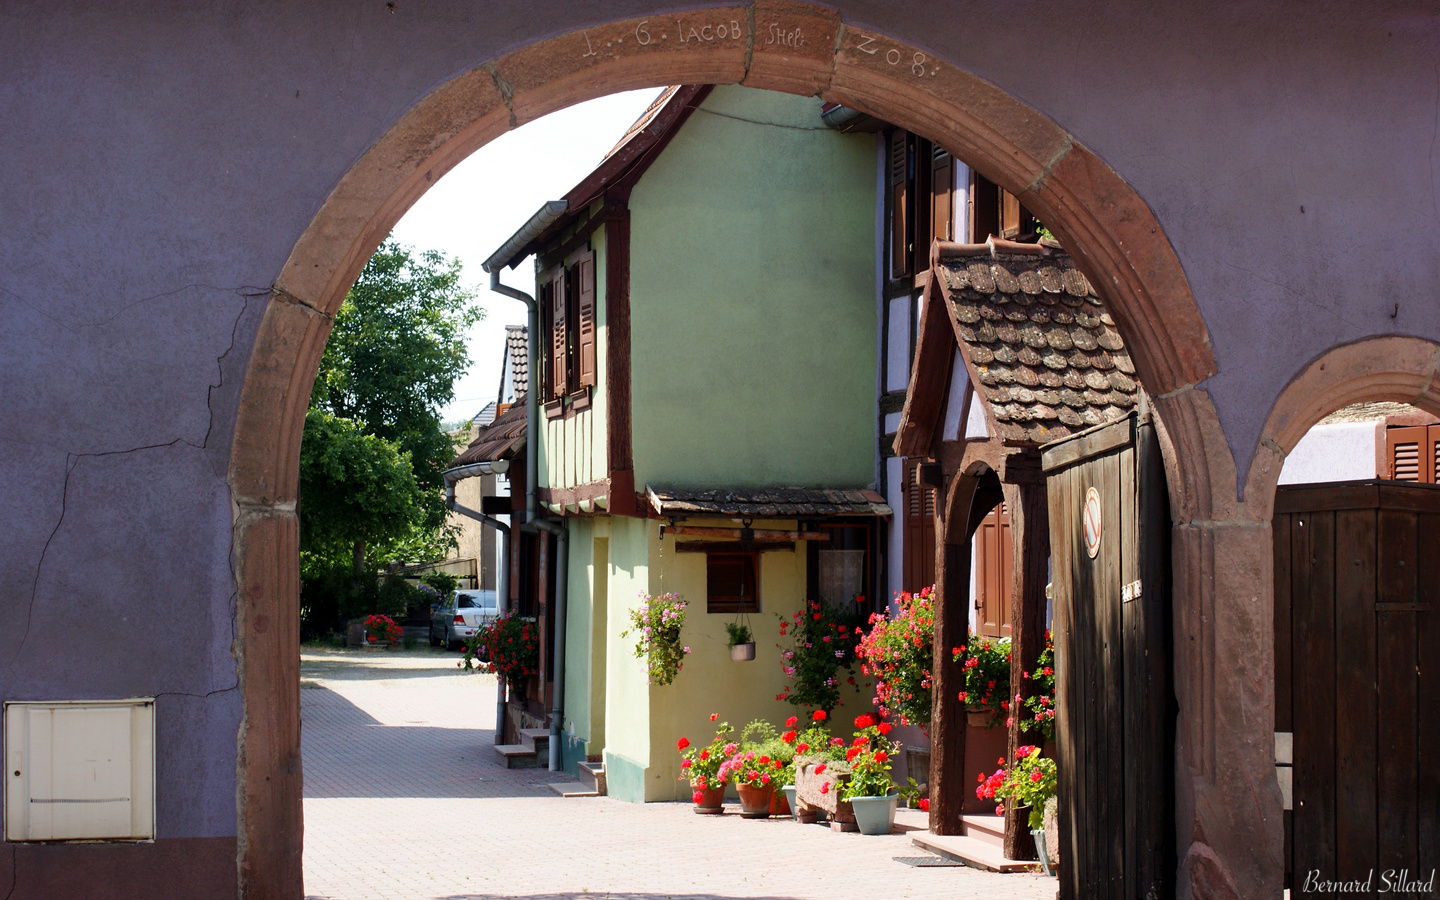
[301,648,1056,900]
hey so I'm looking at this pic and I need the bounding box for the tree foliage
[299,239,481,586]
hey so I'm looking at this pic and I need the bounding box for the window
[540,249,596,403]
[806,520,877,610]
[1382,421,1440,482]
[707,552,758,614]
[887,131,956,280]
[969,172,1040,242]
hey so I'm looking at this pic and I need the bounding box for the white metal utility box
[4,699,155,842]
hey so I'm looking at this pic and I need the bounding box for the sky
[388,88,663,426]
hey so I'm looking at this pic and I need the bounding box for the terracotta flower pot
[692,785,725,815]
[769,786,791,817]
[736,782,774,818]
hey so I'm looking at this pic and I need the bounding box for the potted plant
[789,709,859,826]
[987,744,1059,876]
[620,592,690,685]
[362,613,402,648]
[460,613,539,690]
[953,634,1012,728]
[855,586,935,727]
[839,713,902,835]
[677,713,734,814]
[725,621,755,661]
[1013,631,1056,740]
[774,599,867,714]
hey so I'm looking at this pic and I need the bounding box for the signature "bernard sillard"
[1302,869,1436,894]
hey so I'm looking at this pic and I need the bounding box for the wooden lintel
[674,541,796,553]
[666,525,827,542]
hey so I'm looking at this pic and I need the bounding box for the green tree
[300,239,481,586]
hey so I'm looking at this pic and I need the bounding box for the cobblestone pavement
[301,648,1057,900]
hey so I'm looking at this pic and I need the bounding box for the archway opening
[1246,338,1440,895]
[228,9,1226,894]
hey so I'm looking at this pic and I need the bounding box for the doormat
[893,855,968,867]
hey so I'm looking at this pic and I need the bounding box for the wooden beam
[1001,475,1049,860]
[929,473,978,835]
[674,541,795,553]
[894,277,955,457]
[664,525,827,542]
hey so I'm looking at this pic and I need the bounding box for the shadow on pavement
[301,684,560,800]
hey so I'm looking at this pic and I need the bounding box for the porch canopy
[646,485,892,520]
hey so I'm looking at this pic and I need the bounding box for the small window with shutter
[901,457,937,592]
[707,552,759,614]
[576,251,596,388]
[1383,422,1440,482]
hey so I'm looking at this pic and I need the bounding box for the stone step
[494,743,540,769]
[546,781,601,798]
[960,813,1006,848]
[518,727,551,753]
[577,760,607,796]
[910,831,1040,874]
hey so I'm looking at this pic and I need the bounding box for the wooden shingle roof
[646,485,891,519]
[933,239,1140,445]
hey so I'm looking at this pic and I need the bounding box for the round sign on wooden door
[1082,486,1103,559]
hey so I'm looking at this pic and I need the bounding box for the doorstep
[911,830,1042,873]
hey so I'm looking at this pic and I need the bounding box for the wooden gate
[1042,411,1173,899]
[1273,480,1440,893]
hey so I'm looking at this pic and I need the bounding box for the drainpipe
[443,461,513,738]
[484,256,571,773]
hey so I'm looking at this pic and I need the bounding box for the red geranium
[812,710,827,722]
[677,737,690,750]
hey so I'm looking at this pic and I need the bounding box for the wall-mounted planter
[729,642,756,661]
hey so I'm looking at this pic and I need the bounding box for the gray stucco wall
[1,0,1437,861]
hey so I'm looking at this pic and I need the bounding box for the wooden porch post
[999,453,1049,859]
[929,502,971,835]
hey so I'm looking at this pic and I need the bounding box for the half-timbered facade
[485,85,888,800]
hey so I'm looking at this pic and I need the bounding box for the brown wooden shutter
[999,188,1023,239]
[888,130,911,279]
[1384,424,1440,482]
[974,502,1013,637]
[930,145,953,246]
[902,458,937,591]
[537,278,554,399]
[550,270,567,398]
[576,252,596,388]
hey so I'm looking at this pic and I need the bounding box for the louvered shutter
[1385,424,1440,483]
[975,503,1013,637]
[1387,425,1425,481]
[550,270,567,398]
[888,130,911,279]
[576,252,596,388]
[930,145,953,246]
[902,458,937,592]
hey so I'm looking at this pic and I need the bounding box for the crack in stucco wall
[5,287,256,684]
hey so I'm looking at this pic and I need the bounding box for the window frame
[706,551,760,614]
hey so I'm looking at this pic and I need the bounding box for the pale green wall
[537,220,609,506]
[600,516,654,800]
[628,85,878,489]
[602,518,876,802]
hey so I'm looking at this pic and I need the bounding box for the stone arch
[226,4,1228,893]
[1243,335,1440,511]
